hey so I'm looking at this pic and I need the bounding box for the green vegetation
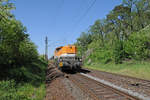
[85,61,150,80]
[76,0,150,79]
[0,0,47,99]
[0,80,45,100]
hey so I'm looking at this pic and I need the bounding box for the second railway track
[89,69,150,89]
[68,73,139,100]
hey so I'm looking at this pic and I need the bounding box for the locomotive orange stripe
[54,45,77,57]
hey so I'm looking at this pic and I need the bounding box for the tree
[76,0,150,64]
[89,19,105,46]
[0,0,47,82]
[76,32,92,56]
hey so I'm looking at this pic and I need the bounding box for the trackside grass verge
[84,61,150,80]
[0,80,45,100]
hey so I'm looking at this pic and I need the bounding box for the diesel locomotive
[54,45,82,70]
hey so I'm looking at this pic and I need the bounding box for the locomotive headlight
[59,58,63,61]
[79,59,82,61]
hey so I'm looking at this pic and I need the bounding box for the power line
[74,0,97,28]
[52,0,65,27]
[72,0,87,21]
[69,0,97,41]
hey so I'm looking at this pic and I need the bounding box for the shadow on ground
[62,68,91,74]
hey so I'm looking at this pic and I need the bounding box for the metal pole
[45,36,48,61]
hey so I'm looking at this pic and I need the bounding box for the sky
[12,0,122,57]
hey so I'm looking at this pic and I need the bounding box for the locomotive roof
[55,45,75,50]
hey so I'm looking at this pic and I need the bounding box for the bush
[0,80,31,100]
[124,30,150,60]
[113,40,124,64]
[0,80,45,100]
[87,40,113,64]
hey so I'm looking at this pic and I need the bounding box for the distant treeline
[76,0,150,64]
[0,0,47,82]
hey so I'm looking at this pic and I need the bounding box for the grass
[84,61,150,80]
[17,83,46,100]
[0,80,46,100]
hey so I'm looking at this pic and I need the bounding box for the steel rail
[68,74,139,100]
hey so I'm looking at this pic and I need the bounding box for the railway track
[68,73,139,100]
[86,69,150,97]
[90,69,150,88]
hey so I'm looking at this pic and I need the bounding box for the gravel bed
[45,77,75,100]
[45,62,75,100]
[85,68,150,98]
[45,62,93,100]
[63,77,93,100]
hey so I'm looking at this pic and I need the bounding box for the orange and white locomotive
[54,45,82,70]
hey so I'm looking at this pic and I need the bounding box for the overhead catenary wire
[74,0,97,28]
[69,0,97,41]
[52,0,65,27]
[49,0,97,53]
[46,0,65,55]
